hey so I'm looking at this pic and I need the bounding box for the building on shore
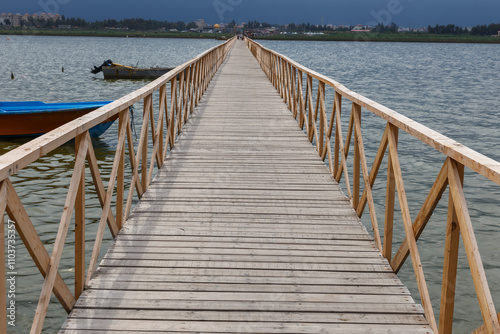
[195,19,207,29]
[0,12,60,27]
[351,24,371,33]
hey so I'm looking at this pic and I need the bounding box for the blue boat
[0,101,116,138]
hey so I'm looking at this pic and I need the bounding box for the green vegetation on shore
[1,28,499,44]
[256,32,500,44]
[0,28,224,40]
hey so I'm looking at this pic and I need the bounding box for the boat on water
[91,59,174,80]
[0,101,116,138]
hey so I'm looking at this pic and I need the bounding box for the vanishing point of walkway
[59,41,432,333]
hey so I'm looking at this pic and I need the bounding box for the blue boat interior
[0,101,112,114]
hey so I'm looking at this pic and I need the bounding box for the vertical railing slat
[74,134,86,299]
[439,161,462,334]
[116,112,126,229]
[141,95,152,191]
[448,159,500,333]
[352,104,382,251]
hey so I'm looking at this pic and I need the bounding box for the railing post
[353,105,360,209]
[333,92,342,176]
[298,70,305,129]
[116,112,126,229]
[384,125,398,261]
[447,159,500,333]
[285,62,292,108]
[141,96,151,192]
[74,134,86,299]
[318,82,325,156]
[177,71,185,133]
[170,78,177,149]
[306,75,314,143]
[291,66,297,119]
[438,161,462,334]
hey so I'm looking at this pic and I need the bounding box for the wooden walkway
[59,41,432,333]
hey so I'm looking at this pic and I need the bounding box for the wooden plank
[117,229,374,241]
[61,319,432,334]
[102,253,388,265]
[77,289,415,305]
[98,259,392,273]
[111,239,378,251]
[106,246,381,257]
[71,298,423,314]
[94,266,400,280]
[89,273,403,286]
[86,281,409,295]
[66,309,427,325]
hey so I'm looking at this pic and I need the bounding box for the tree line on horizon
[428,23,500,35]
[1,15,499,36]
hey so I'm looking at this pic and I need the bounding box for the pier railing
[246,37,500,334]
[0,36,235,333]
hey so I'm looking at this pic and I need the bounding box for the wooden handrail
[245,37,500,334]
[0,36,236,334]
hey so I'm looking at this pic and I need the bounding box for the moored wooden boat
[0,101,116,137]
[91,60,174,79]
[102,65,174,79]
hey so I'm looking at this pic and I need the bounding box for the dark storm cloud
[2,0,500,27]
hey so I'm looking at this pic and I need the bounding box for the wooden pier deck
[59,41,432,333]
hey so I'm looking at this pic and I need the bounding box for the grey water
[0,35,499,332]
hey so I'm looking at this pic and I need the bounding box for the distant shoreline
[257,32,500,44]
[1,29,500,44]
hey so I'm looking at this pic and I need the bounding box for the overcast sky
[2,0,499,27]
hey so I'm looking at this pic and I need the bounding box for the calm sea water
[1,36,499,333]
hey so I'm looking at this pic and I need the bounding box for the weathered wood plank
[61,321,433,334]
[98,259,392,273]
[102,253,388,265]
[66,309,427,324]
[86,281,409,295]
[93,266,400,280]
[89,273,403,286]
